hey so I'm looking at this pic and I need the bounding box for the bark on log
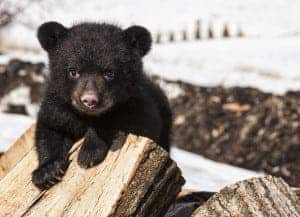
[192,176,300,217]
[0,126,184,217]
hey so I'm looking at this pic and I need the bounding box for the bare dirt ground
[160,77,300,187]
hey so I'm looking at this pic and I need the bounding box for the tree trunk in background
[192,176,300,217]
[0,126,184,217]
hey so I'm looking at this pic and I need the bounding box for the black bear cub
[32,21,172,190]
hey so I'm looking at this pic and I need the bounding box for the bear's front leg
[32,124,72,190]
[77,128,110,168]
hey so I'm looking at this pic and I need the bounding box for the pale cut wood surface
[0,125,35,180]
[192,176,300,217]
[0,126,184,217]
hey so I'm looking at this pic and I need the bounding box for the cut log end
[111,140,185,217]
[192,176,300,217]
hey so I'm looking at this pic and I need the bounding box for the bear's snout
[80,92,99,109]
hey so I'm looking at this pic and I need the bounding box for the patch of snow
[171,147,264,191]
[145,37,300,94]
[0,113,34,152]
[155,79,184,99]
[0,50,46,64]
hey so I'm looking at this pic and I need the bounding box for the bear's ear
[123,26,152,57]
[37,21,69,51]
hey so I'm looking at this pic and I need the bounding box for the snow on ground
[0,113,261,191]
[0,113,34,151]
[2,0,300,48]
[0,50,46,64]
[146,37,300,94]
[171,148,262,191]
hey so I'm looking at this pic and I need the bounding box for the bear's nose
[80,93,99,109]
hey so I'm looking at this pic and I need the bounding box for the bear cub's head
[38,21,152,116]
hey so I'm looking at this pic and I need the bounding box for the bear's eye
[103,71,115,81]
[69,69,80,79]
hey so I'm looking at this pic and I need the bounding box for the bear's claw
[32,158,69,190]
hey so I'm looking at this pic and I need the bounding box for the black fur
[123,26,152,56]
[32,21,172,190]
[37,22,68,51]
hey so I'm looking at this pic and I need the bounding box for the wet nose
[80,93,99,109]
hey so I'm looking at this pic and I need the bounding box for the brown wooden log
[192,176,300,217]
[0,126,184,217]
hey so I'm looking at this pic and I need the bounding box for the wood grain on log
[0,126,184,217]
[192,176,300,217]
